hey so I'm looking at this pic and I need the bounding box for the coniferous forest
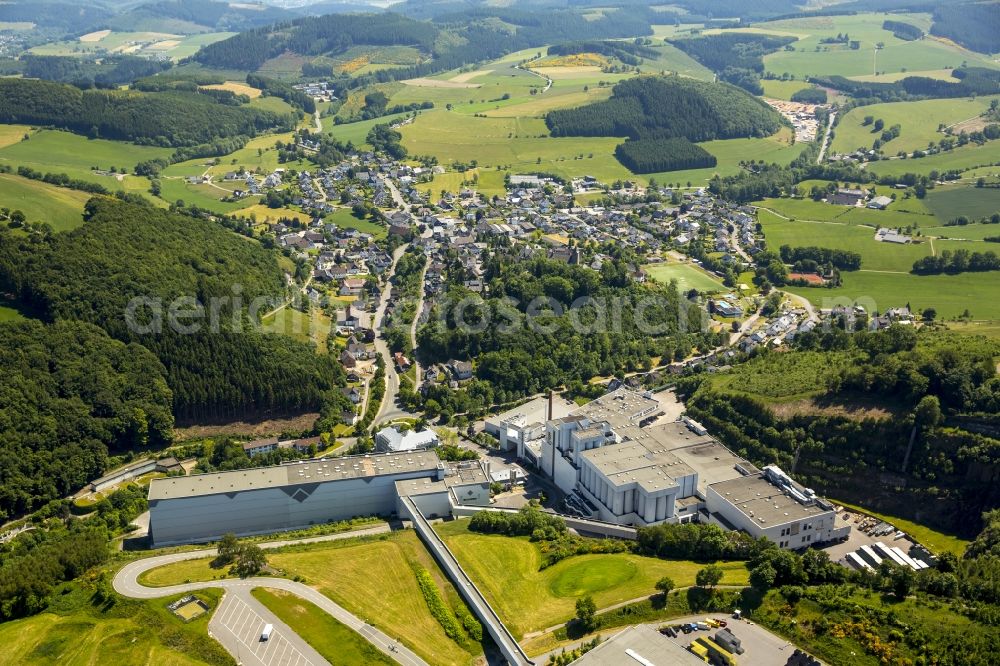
[0,198,346,424]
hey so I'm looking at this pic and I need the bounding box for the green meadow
[0,173,91,231]
[866,141,1000,178]
[831,96,1000,155]
[922,184,1000,221]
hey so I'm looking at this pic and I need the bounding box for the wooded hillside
[0,78,294,147]
[0,320,173,519]
[0,198,346,422]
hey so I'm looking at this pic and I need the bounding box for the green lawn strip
[830,499,970,557]
[251,588,394,666]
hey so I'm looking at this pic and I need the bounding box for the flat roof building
[148,452,444,546]
[375,426,439,453]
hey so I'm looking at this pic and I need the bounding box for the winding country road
[113,525,428,666]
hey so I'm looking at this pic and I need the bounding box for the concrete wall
[553,452,578,495]
[92,460,157,492]
[149,469,432,546]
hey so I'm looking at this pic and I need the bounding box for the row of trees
[779,245,862,271]
[912,249,1000,275]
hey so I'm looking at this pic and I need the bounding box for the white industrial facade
[147,452,491,547]
[705,465,848,550]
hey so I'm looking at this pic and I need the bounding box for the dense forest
[670,33,797,94]
[930,2,1000,54]
[20,55,170,88]
[194,12,438,71]
[547,76,781,173]
[0,198,347,422]
[812,67,1000,102]
[0,78,294,147]
[882,19,923,41]
[109,0,293,32]
[547,76,783,142]
[677,327,1000,535]
[547,39,660,66]
[0,320,172,519]
[614,137,716,173]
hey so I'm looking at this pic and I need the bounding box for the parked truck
[260,623,273,641]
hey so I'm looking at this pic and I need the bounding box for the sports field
[437,520,749,638]
[251,589,394,666]
[831,96,1000,155]
[0,173,91,232]
[645,261,727,293]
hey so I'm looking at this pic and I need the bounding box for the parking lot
[212,594,320,666]
[656,614,809,666]
[821,508,918,564]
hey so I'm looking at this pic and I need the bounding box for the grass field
[0,124,33,149]
[745,13,1000,80]
[138,531,481,666]
[0,584,227,666]
[0,129,172,191]
[326,207,386,237]
[866,138,1000,178]
[645,261,727,293]
[251,589,393,666]
[29,31,235,61]
[784,270,1000,319]
[922,184,1000,221]
[761,79,812,100]
[0,296,27,323]
[832,499,970,557]
[436,520,749,638]
[758,211,933,272]
[831,96,1000,155]
[0,173,90,231]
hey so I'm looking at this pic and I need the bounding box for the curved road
[113,526,428,666]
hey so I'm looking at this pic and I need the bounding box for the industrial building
[374,425,439,453]
[147,452,490,547]
[510,387,848,549]
[705,465,847,548]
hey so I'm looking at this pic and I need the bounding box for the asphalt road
[113,525,428,666]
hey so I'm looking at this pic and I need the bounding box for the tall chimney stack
[548,390,554,422]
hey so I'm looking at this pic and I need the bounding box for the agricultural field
[0,129,172,192]
[251,589,393,666]
[866,141,1000,178]
[831,96,1000,155]
[199,81,262,99]
[759,211,933,272]
[645,261,727,293]
[138,531,482,666]
[437,520,749,638]
[0,173,91,232]
[761,79,813,100]
[0,584,227,666]
[156,177,251,214]
[739,13,1000,80]
[784,270,1000,320]
[921,184,1000,221]
[28,31,235,61]
[0,124,33,150]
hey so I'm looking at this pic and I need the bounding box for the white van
[260,624,273,641]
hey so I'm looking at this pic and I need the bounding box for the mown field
[251,589,393,666]
[436,519,749,639]
[0,173,91,231]
[866,139,1000,178]
[831,96,1000,155]
[136,531,482,666]
[645,261,727,293]
[922,184,1000,221]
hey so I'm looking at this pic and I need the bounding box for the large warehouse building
[147,452,490,547]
